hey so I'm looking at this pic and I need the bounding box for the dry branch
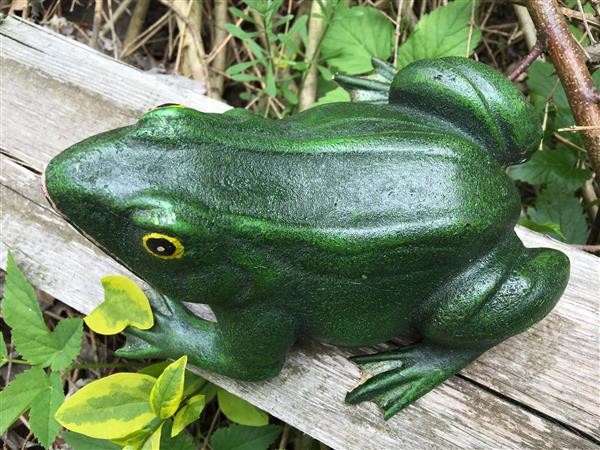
[527,0,600,180]
[122,0,150,55]
[298,0,326,111]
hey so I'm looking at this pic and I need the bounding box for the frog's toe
[346,342,483,419]
[115,329,165,360]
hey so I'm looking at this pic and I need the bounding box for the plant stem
[507,40,545,81]
[298,0,327,112]
[5,358,28,365]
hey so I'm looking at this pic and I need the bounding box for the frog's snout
[42,161,63,217]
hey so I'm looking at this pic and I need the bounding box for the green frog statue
[43,57,569,419]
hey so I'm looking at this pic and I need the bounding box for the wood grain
[1,15,598,449]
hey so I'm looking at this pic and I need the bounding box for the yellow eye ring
[142,233,184,260]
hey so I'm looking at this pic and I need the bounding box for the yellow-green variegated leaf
[84,275,153,335]
[150,356,187,419]
[141,423,163,450]
[171,394,205,436]
[55,372,157,439]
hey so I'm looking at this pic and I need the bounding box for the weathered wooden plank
[1,14,599,448]
[0,15,230,171]
[1,154,595,450]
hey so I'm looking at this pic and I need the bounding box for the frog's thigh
[422,246,569,349]
[214,305,298,380]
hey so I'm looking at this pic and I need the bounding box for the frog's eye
[142,233,184,259]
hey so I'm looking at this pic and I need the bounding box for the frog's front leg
[116,291,297,381]
[346,235,569,419]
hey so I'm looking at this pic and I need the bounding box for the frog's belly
[292,267,443,347]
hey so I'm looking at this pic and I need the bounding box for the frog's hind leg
[346,237,569,419]
[345,343,483,419]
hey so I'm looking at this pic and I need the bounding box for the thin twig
[91,0,103,49]
[210,0,228,98]
[507,39,545,80]
[466,0,477,56]
[558,125,600,133]
[298,0,327,111]
[393,0,404,65]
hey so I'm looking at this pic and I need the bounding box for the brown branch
[528,0,600,180]
[508,40,545,81]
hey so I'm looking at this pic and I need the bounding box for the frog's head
[43,104,240,304]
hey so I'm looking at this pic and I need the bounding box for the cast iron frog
[43,57,569,419]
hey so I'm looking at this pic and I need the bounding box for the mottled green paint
[43,57,569,418]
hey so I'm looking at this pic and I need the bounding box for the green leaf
[160,420,196,450]
[171,394,205,436]
[312,87,350,107]
[2,252,83,370]
[150,356,187,419]
[528,186,588,244]
[0,333,8,367]
[217,388,268,426]
[509,148,590,192]
[55,372,158,440]
[225,24,265,60]
[140,422,163,450]
[84,275,153,335]
[0,366,48,434]
[396,0,481,69]
[518,218,565,241]
[226,60,260,76]
[265,68,277,98]
[210,424,282,450]
[62,431,120,450]
[321,6,394,75]
[47,318,84,370]
[29,372,65,449]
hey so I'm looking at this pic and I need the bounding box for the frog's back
[128,57,540,277]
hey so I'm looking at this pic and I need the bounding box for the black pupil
[146,238,176,256]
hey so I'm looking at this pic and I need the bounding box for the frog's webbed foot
[115,289,197,360]
[345,342,483,420]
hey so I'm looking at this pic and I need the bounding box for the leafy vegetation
[1,0,599,448]
[0,254,283,449]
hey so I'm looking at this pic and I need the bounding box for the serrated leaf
[210,424,282,450]
[55,372,157,439]
[528,186,588,244]
[2,252,83,369]
[0,333,8,367]
[160,420,196,450]
[0,366,48,434]
[396,0,481,69]
[171,394,205,436]
[29,372,64,449]
[509,148,590,192]
[217,388,268,427]
[62,431,120,450]
[84,275,153,335]
[321,6,394,75]
[150,356,187,419]
[312,87,350,107]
